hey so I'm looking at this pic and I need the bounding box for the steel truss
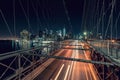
[0,41,115,80]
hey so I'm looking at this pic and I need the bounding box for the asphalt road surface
[34,40,100,80]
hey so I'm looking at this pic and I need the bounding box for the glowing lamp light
[83,32,87,36]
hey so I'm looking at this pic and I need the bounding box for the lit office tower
[63,27,66,37]
[59,30,62,37]
[50,30,53,35]
[50,30,53,38]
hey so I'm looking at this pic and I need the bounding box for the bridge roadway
[31,41,100,80]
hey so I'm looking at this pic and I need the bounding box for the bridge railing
[0,41,63,80]
[1,40,115,79]
[88,40,120,59]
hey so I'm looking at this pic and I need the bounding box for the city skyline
[0,0,83,37]
[0,0,120,38]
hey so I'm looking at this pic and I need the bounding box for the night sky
[0,0,120,38]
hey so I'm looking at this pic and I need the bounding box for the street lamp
[83,32,87,36]
[83,31,88,40]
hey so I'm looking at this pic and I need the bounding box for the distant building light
[111,40,115,43]
[15,40,19,42]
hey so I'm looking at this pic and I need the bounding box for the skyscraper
[63,27,66,37]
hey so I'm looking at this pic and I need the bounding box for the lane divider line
[64,65,70,80]
[54,64,64,80]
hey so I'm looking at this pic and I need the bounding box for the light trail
[68,42,75,79]
[68,61,73,79]
[70,41,78,80]
[68,42,75,80]
[34,41,100,80]
[83,46,98,80]
[84,63,89,80]
[64,65,70,80]
[54,64,64,80]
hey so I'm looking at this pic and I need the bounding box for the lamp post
[83,32,87,40]
[83,32,87,36]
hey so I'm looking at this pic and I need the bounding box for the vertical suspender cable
[114,12,120,39]
[111,0,116,40]
[81,0,86,32]
[105,0,116,39]
[92,0,99,34]
[27,0,30,34]
[0,9,13,37]
[84,0,90,32]
[96,1,99,35]
[63,0,73,33]
[45,0,50,30]
[111,0,113,40]
[18,0,33,33]
[96,0,104,39]
[36,0,40,32]
[37,0,45,29]
[41,0,48,28]
[13,0,16,37]
[81,0,90,33]
[102,0,104,39]
[30,0,42,32]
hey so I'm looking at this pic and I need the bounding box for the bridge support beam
[91,51,120,80]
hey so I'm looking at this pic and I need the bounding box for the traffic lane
[84,46,99,80]
[24,48,68,80]
[69,45,99,80]
[53,60,71,80]
[34,59,63,80]
[70,54,98,80]
[50,49,73,80]
[71,62,94,80]
[34,50,68,80]
[67,41,99,80]
[32,49,66,80]
[34,41,99,80]
[70,52,89,80]
[46,49,73,80]
[52,43,76,80]
[55,44,79,80]
[34,49,73,80]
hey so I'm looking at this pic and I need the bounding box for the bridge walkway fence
[0,41,64,80]
[88,40,120,65]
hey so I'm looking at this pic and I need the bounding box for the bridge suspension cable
[13,0,16,37]
[104,0,116,39]
[63,0,73,33]
[30,0,42,32]
[115,11,120,39]
[18,0,33,33]
[0,9,13,37]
